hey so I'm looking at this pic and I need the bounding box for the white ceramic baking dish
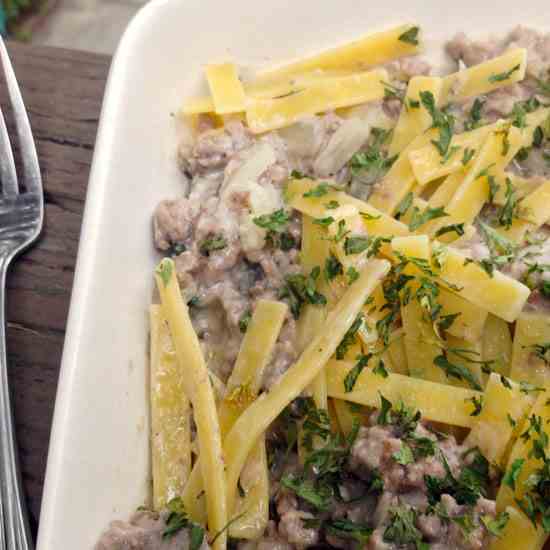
[36,0,550,547]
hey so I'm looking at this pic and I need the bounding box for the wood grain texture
[2,41,110,535]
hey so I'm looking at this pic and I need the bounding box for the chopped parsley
[281,401,361,513]
[464,98,485,131]
[324,519,373,544]
[187,295,200,307]
[290,169,306,179]
[360,211,382,221]
[280,475,331,510]
[343,235,371,255]
[156,258,173,287]
[313,216,335,227]
[344,354,371,392]
[398,25,420,45]
[279,267,327,319]
[462,147,476,165]
[324,253,344,282]
[420,90,455,157]
[537,76,550,97]
[253,209,295,250]
[433,354,482,390]
[497,177,521,229]
[503,458,525,491]
[481,511,510,537]
[384,506,426,548]
[324,200,340,209]
[336,314,365,360]
[349,131,397,186]
[467,395,484,417]
[382,81,405,103]
[199,234,227,255]
[477,221,517,276]
[253,209,290,232]
[425,448,490,507]
[344,234,391,257]
[169,242,186,256]
[533,126,545,148]
[162,497,205,549]
[373,358,389,378]
[435,223,465,238]
[511,97,540,129]
[408,205,449,231]
[238,310,252,333]
[395,191,414,220]
[346,266,360,285]
[393,443,415,465]
[303,183,330,198]
[532,342,550,366]
[512,414,550,531]
[488,64,521,83]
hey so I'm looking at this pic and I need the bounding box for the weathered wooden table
[3,41,110,536]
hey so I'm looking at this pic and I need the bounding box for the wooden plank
[2,41,110,533]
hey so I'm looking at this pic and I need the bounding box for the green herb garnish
[489,64,521,83]
[398,26,420,45]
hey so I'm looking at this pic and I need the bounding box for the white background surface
[36,0,550,548]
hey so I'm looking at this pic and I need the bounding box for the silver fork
[0,36,43,550]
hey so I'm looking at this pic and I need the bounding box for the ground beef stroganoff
[97,24,550,550]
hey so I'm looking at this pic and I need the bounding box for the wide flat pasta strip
[256,24,422,80]
[392,231,489,341]
[222,259,390,515]
[205,63,246,114]
[516,180,550,226]
[183,299,287,532]
[464,373,533,466]
[497,392,550,521]
[332,398,363,436]
[386,330,409,375]
[368,129,438,214]
[393,236,530,322]
[299,216,331,409]
[433,127,523,231]
[493,179,550,243]
[326,359,482,428]
[246,69,387,133]
[434,244,530,323]
[410,108,548,187]
[493,172,544,206]
[441,48,527,103]
[182,96,217,115]
[482,314,512,377]
[286,178,409,260]
[155,259,227,550]
[438,289,488,342]
[389,76,443,156]
[393,235,447,383]
[408,121,502,185]
[228,440,269,539]
[426,170,467,209]
[510,311,550,386]
[150,305,192,510]
[490,506,547,550]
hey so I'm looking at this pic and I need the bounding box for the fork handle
[0,258,34,549]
